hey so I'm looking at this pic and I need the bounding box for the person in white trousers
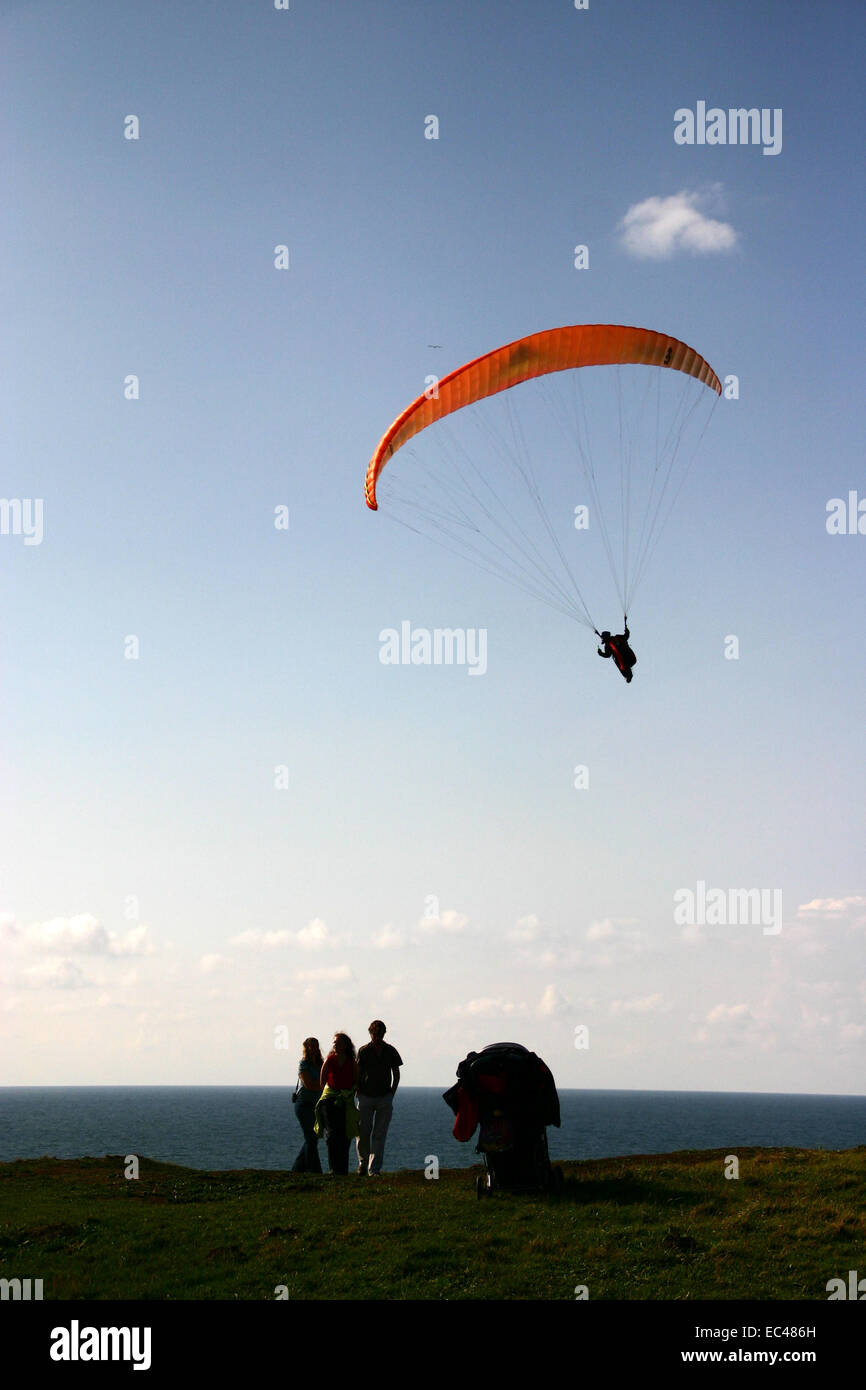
[356,1020,402,1176]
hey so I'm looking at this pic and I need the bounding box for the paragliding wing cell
[365,324,721,510]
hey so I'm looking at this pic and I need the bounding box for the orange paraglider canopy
[365,324,721,509]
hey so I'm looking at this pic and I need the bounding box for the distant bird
[427,344,442,349]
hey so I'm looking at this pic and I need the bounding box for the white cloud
[584,919,646,967]
[538,984,570,1017]
[418,908,469,934]
[295,965,352,982]
[5,914,154,960]
[513,914,644,970]
[199,954,232,974]
[230,928,294,949]
[619,188,737,259]
[295,918,334,950]
[33,914,109,953]
[374,923,404,949]
[691,1000,774,1050]
[610,992,665,1017]
[508,915,586,970]
[451,997,528,1018]
[110,924,155,956]
[798,896,866,919]
[706,1002,751,1026]
[508,914,541,943]
[586,918,616,941]
[23,958,89,990]
[230,918,337,951]
[514,941,583,970]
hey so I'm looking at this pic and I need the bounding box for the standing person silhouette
[291,1037,323,1173]
[356,1020,402,1176]
[315,1033,359,1174]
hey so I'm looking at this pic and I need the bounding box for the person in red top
[318,1033,359,1174]
[597,621,637,683]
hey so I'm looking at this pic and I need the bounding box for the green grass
[1,1148,863,1300]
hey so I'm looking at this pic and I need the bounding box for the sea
[1,1088,864,1172]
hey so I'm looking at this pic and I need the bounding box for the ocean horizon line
[2,1082,864,1100]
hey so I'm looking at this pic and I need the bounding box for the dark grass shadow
[553,1173,695,1207]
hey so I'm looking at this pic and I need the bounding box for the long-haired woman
[317,1033,359,1174]
[291,1037,324,1173]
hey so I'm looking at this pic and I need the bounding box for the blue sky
[1,0,864,1092]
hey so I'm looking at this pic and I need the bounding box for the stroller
[443,1042,563,1197]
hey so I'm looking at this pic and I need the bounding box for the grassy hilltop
[1,1148,864,1300]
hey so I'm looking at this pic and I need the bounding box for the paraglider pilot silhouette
[597,621,637,683]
